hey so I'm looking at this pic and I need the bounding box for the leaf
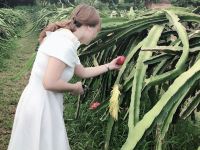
[129,25,164,127]
[180,90,200,119]
[121,57,200,150]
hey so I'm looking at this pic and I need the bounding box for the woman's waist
[28,72,43,85]
[28,73,64,96]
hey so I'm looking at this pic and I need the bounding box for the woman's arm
[43,56,84,94]
[74,58,120,79]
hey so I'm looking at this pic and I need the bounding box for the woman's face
[83,24,101,45]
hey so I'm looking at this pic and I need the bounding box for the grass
[63,86,106,150]
[0,8,38,150]
[163,119,200,150]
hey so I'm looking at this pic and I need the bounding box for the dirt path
[0,15,38,150]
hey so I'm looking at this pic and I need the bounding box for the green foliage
[78,7,200,149]
[31,6,73,32]
[0,8,27,71]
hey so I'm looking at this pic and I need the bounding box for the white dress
[8,28,81,150]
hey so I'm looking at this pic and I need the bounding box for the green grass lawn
[0,10,38,150]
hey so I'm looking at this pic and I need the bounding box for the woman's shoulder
[54,28,81,48]
[41,29,77,49]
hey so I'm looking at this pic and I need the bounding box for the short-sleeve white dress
[8,28,81,150]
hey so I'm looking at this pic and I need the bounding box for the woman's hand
[70,81,84,95]
[107,57,122,70]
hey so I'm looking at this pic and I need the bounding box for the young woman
[8,4,121,150]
